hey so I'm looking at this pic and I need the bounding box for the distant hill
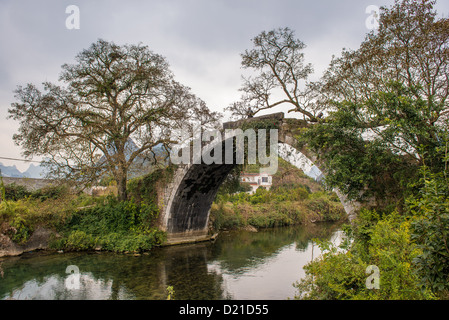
[0,138,169,180]
[100,139,169,179]
[0,162,24,178]
[23,163,46,178]
[0,162,46,179]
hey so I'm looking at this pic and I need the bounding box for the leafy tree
[302,0,449,207]
[226,27,321,121]
[9,39,220,200]
[294,0,449,300]
[321,0,449,116]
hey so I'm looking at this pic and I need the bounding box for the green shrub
[210,201,245,230]
[66,230,96,251]
[3,183,31,201]
[59,196,165,252]
[408,167,449,297]
[31,185,68,201]
[294,211,436,300]
[9,215,34,244]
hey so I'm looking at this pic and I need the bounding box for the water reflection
[0,222,342,300]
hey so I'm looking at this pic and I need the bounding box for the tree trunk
[116,172,128,201]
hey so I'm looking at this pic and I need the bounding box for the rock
[0,227,57,257]
[242,225,258,232]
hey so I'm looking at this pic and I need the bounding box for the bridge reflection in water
[0,222,342,300]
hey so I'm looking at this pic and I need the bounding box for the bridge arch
[158,114,360,244]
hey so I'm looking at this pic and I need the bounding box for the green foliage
[211,179,345,231]
[247,207,296,228]
[293,0,449,300]
[66,230,96,251]
[240,118,281,131]
[294,245,367,300]
[30,185,69,201]
[127,166,176,205]
[98,229,165,253]
[9,215,34,244]
[56,196,165,253]
[3,183,31,201]
[210,201,245,230]
[301,84,422,206]
[166,286,175,300]
[0,199,37,244]
[216,166,252,196]
[0,173,5,202]
[295,211,436,300]
[0,180,166,252]
[0,183,68,202]
[408,166,449,296]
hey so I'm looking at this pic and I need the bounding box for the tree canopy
[302,0,449,206]
[9,39,221,200]
[226,27,320,121]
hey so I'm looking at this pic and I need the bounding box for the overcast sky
[1,0,448,170]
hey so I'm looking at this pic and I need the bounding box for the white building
[240,172,272,194]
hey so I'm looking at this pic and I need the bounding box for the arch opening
[161,133,358,244]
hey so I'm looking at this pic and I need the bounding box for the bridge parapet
[222,112,285,130]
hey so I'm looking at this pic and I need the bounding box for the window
[262,177,268,183]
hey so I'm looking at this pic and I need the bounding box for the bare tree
[9,39,221,201]
[226,27,321,121]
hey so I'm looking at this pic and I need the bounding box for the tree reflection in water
[0,222,342,300]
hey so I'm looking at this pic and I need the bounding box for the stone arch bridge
[157,112,360,244]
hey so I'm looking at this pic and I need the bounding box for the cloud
[1,0,448,161]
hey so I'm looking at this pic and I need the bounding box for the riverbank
[1,165,347,257]
[0,183,167,257]
[209,186,347,232]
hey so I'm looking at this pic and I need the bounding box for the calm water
[0,222,342,300]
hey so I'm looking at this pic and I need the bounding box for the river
[0,222,343,300]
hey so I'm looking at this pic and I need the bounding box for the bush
[408,167,449,297]
[9,215,34,244]
[294,211,436,300]
[58,197,166,252]
[31,185,68,201]
[99,229,165,253]
[305,197,346,222]
[66,230,96,251]
[3,183,31,201]
[210,201,245,230]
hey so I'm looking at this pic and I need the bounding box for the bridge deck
[222,112,285,130]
